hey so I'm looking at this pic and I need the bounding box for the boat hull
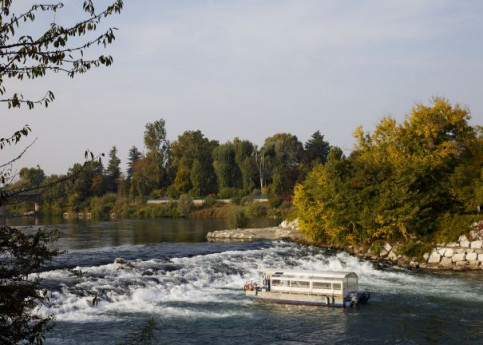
[245,290,369,307]
[246,290,347,307]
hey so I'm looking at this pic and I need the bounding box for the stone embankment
[408,228,481,270]
[206,219,302,242]
[208,219,483,271]
[337,222,483,271]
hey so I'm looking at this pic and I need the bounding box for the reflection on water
[4,216,279,250]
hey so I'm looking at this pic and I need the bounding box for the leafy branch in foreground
[0,0,123,109]
[0,226,62,345]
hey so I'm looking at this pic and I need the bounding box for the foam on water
[36,241,482,324]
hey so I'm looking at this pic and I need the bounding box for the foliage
[218,187,243,199]
[226,206,248,229]
[89,193,117,219]
[131,203,179,218]
[294,98,482,246]
[0,0,123,109]
[171,130,218,197]
[244,201,267,218]
[396,241,434,260]
[105,146,121,193]
[262,133,303,197]
[177,194,192,217]
[126,146,142,182]
[203,194,218,207]
[143,119,171,191]
[0,226,61,344]
[0,2,123,343]
[302,130,330,168]
[213,142,240,191]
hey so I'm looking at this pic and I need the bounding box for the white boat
[244,269,370,307]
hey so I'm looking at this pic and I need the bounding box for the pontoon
[244,269,370,307]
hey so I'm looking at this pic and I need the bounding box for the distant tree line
[11,119,331,216]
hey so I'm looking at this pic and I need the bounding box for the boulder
[437,248,446,256]
[470,240,482,249]
[452,253,466,262]
[387,251,398,262]
[428,252,441,264]
[439,257,453,267]
[444,248,454,257]
[384,242,392,253]
[469,261,480,268]
[423,253,430,261]
[459,235,470,248]
[466,252,478,261]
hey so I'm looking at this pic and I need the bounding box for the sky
[2,0,483,175]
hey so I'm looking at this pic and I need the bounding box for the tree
[171,131,218,196]
[303,130,330,167]
[0,226,61,344]
[126,146,142,182]
[212,142,240,191]
[262,133,303,197]
[233,138,257,193]
[19,167,46,189]
[105,146,121,193]
[294,98,482,245]
[0,0,123,109]
[0,2,123,343]
[129,158,152,200]
[143,119,171,191]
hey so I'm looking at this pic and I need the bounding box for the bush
[203,194,218,207]
[90,193,117,219]
[218,187,243,199]
[177,194,193,216]
[226,206,248,228]
[245,201,267,218]
[149,189,165,199]
[268,194,282,208]
[397,241,434,260]
[132,203,179,218]
[167,185,179,199]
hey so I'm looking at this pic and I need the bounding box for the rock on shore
[206,219,302,242]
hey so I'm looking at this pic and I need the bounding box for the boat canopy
[264,269,358,280]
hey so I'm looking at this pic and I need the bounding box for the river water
[8,218,483,344]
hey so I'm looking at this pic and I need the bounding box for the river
[7,217,483,344]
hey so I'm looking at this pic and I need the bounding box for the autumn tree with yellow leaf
[294,98,482,245]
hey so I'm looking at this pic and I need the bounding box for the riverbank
[207,220,483,271]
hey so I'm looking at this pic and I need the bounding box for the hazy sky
[2,0,483,175]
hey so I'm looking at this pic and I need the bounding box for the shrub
[203,194,218,207]
[149,189,165,199]
[177,194,192,216]
[226,206,248,228]
[268,194,282,208]
[397,241,434,260]
[218,187,243,199]
[245,201,267,218]
[90,193,117,219]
